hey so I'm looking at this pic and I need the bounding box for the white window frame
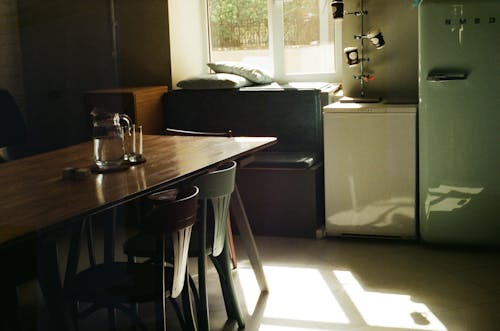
[206,0,343,83]
[269,0,343,82]
[168,1,342,87]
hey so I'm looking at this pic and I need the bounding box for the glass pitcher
[91,108,132,169]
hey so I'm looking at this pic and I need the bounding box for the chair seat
[122,161,244,329]
[65,262,173,304]
[247,151,319,169]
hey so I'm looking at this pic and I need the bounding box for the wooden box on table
[84,86,168,134]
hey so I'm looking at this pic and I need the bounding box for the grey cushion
[248,152,320,169]
[177,73,252,90]
[207,62,273,84]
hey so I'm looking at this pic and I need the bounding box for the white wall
[0,0,24,111]
[168,0,209,89]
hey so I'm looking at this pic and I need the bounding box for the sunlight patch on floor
[334,270,447,330]
[238,265,349,325]
[258,325,331,331]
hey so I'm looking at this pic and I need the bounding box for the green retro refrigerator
[419,0,500,244]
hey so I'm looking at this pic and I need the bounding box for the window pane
[209,0,272,73]
[283,0,334,75]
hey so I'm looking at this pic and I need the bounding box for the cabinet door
[18,0,116,150]
[324,112,416,237]
[84,87,167,135]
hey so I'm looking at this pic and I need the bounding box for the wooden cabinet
[236,162,324,238]
[84,86,168,134]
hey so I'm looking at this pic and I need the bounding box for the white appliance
[419,0,500,245]
[323,102,417,238]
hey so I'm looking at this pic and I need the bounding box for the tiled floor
[222,236,500,331]
[18,234,500,331]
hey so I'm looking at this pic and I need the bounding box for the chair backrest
[0,89,26,149]
[144,186,199,298]
[164,127,233,137]
[193,161,236,256]
[0,90,26,162]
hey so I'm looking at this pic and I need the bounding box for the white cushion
[207,61,273,84]
[176,73,253,90]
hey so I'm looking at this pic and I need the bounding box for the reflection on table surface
[0,135,276,246]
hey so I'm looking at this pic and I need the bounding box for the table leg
[0,240,32,331]
[103,208,117,330]
[0,235,75,331]
[104,208,117,265]
[0,282,20,331]
[230,185,268,292]
[197,200,210,330]
[37,238,76,331]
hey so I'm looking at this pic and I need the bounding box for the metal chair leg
[181,268,198,331]
[210,240,245,328]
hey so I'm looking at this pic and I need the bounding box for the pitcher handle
[119,114,133,135]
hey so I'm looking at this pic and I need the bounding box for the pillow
[176,73,253,90]
[207,61,273,84]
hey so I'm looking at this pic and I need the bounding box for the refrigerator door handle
[427,71,468,82]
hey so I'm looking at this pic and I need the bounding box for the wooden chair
[0,89,26,161]
[124,161,245,330]
[64,186,199,331]
[164,127,237,268]
[191,161,245,329]
[164,127,233,137]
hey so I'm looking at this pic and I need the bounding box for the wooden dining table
[0,134,276,331]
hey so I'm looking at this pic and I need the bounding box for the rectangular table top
[0,135,276,247]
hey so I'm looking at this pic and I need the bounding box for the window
[208,0,342,82]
